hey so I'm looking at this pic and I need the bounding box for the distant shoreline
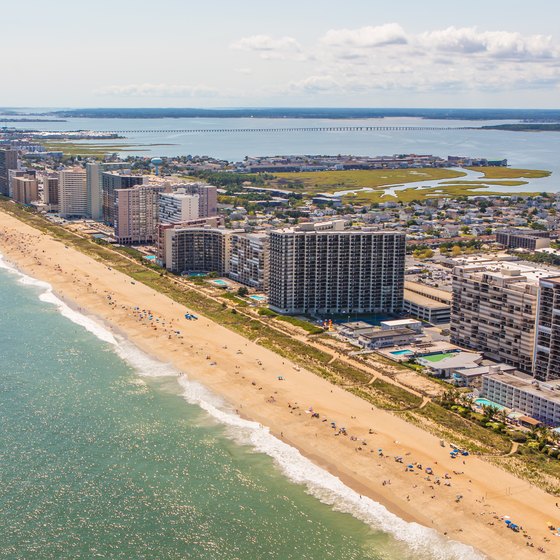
[25,107,560,121]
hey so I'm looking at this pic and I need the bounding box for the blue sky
[3,0,560,108]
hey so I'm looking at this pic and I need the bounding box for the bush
[258,307,278,317]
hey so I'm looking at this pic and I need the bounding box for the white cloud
[419,27,558,60]
[94,83,218,98]
[232,23,560,99]
[321,23,407,48]
[230,35,302,59]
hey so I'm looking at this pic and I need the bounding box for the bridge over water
[105,126,474,134]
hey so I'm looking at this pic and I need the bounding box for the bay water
[18,116,560,193]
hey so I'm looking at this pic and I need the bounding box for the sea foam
[0,251,485,560]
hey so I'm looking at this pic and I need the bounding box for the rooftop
[454,260,555,285]
[485,372,560,403]
[404,289,451,309]
[404,280,452,303]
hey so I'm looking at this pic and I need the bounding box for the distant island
[481,123,560,132]
[44,107,560,121]
[0,118,67,123]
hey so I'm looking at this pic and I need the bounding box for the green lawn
[466,167,551,179]
[270,168,466,194]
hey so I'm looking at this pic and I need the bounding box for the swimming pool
[249,295,266,301]
[211,279,229,287]
[475,398,506,411]
[390,349,414,356]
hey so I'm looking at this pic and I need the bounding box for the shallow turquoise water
[0,261,480,560]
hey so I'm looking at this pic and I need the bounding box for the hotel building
[102,172,144,226]
[268,221,405,315]
[496,229,551,251]
[158,190,199,224]
[534,277,560,381]
[482,372,560,426]
[59,168,88,218]
[229,232,269,291]
[451,262,553,373]
[114,184,166,244]
[86,162,129,220]
[11,175,39,205]
[168,183,218,217]
[163,226,235,276]
[42,173,59,210]
[0,148,18,196]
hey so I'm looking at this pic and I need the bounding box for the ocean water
[0,255,484,560]
[19,116,560,193]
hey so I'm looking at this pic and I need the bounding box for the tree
[237,286,249,297]
[451,245,462,257]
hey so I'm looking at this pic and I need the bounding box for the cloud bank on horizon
[93,23,560,106]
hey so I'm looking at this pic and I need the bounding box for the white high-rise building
[59,168,87,218]
[158,190,199,224]
[167,182,217,217]
[229,232,269,291]
[268,221,405,315]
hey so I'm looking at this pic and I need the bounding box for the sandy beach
[1,209,558,559]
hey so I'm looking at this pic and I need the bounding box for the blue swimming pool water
[390,349,414,356]
[211,279,228,286]
[249,295,266,301]
[475,398,506,411]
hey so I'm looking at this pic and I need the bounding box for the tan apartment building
[114,184,166,244]
[163,226,237,276]
[534,276,560,381]
[12,175,39,205]
[451,262,553,373]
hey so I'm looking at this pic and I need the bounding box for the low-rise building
[358,328,421,349]
[482,372,560,426]
[496,229,551,251]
